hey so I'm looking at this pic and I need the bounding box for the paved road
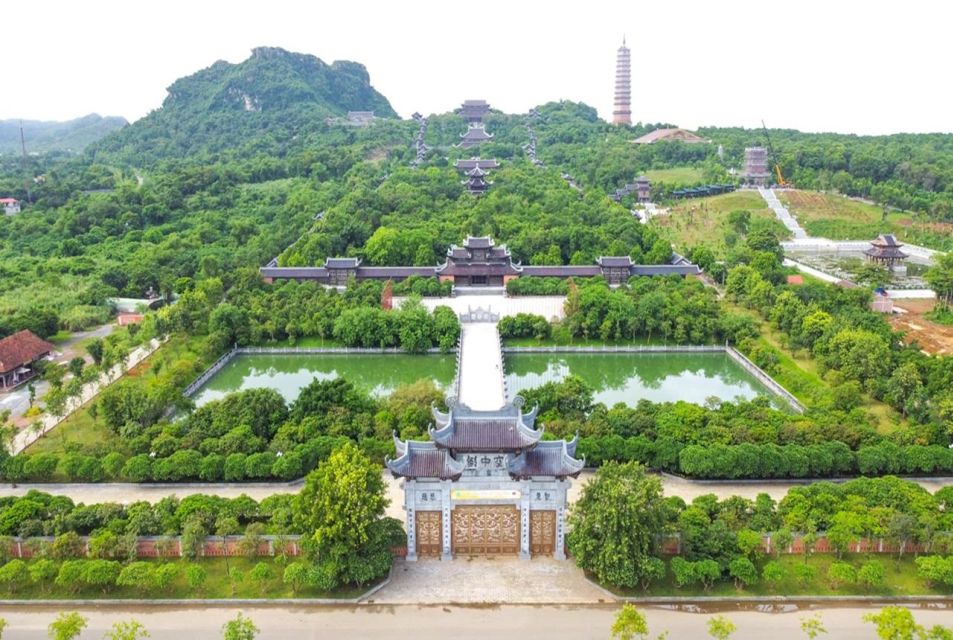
[3,473,952,517]
[0,603,949,639]
[457,323,505,410]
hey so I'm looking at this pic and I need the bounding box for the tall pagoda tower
[612,37,632,125]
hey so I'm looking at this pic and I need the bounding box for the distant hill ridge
[0,114,127,154]
[88,46,396,165]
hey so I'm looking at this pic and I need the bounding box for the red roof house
[0,330,56,389]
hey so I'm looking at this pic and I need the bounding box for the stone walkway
[457,323,505,410]
[759,187,808,239]
[371,557,611,604]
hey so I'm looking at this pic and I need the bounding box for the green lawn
[652,191,788,256]
[0,557,372,600]
[611,553,951,598]
[644,167,705,186]
[779,190,953,251]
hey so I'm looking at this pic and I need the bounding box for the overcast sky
[3,0,950,135]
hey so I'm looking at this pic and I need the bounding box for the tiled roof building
[387,400,582,560]
[0,330,55,389]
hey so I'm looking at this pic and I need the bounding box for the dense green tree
[292,442,399,589]
[567,462,667,589]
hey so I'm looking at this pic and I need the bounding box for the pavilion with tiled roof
[387,398,582,560]
[865,234,908,271]
[0,330,55,390]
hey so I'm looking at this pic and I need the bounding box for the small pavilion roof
[386,441,465,480]
[508,437,584,479]
[865,234,907,260]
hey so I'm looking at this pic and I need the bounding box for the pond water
[191,354,456,407]
[504,352,787,409]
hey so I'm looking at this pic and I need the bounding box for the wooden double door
[415,511,442,557]
[530,510,556,556]
[451,506,519,556]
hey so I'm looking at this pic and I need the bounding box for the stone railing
[503,345,724,354]
[496,327,509,403]
[451,334,464,401]
[181,347,240,397]
[725,346,806,413]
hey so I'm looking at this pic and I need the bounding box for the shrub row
[577,435,953,479]
[3,436,392,484]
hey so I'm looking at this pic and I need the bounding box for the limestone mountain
[88,47,397,165]
[0,114,127,154]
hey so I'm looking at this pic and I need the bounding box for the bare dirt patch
[889,299,953,355]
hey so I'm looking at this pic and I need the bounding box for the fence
[4,532,939,561]
[181,347,239,397]
[183,346,454,399]
[502,344,805,413]
[725,346,806,413]
[503,345,724,354]
[657,532,938,557]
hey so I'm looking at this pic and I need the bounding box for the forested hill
[0,114,127,154]
[88,47,397,166]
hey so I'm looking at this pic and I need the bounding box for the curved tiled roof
[0,330,55,374]
[508,440,584,479]
[386,441,465,480]
[429,403,542,453]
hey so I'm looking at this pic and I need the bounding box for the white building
[1,198,20,215]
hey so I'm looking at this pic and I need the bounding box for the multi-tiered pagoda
[387,399,583,560]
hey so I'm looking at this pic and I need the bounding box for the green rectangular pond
[191,354,456,407]
[504,352,789,409]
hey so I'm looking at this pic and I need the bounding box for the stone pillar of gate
[440,479,453,560]
[555,480,568,560]
[405,479,417,562]
[520,479,531,560]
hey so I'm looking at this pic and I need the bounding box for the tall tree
[292,442,401,589]
[567,462,668,589]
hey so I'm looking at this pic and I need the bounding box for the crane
[761,120,788,187]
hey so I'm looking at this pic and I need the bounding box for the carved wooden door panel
[530,510,556,556]
[415,511,442,557]
[452,506,519,555]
